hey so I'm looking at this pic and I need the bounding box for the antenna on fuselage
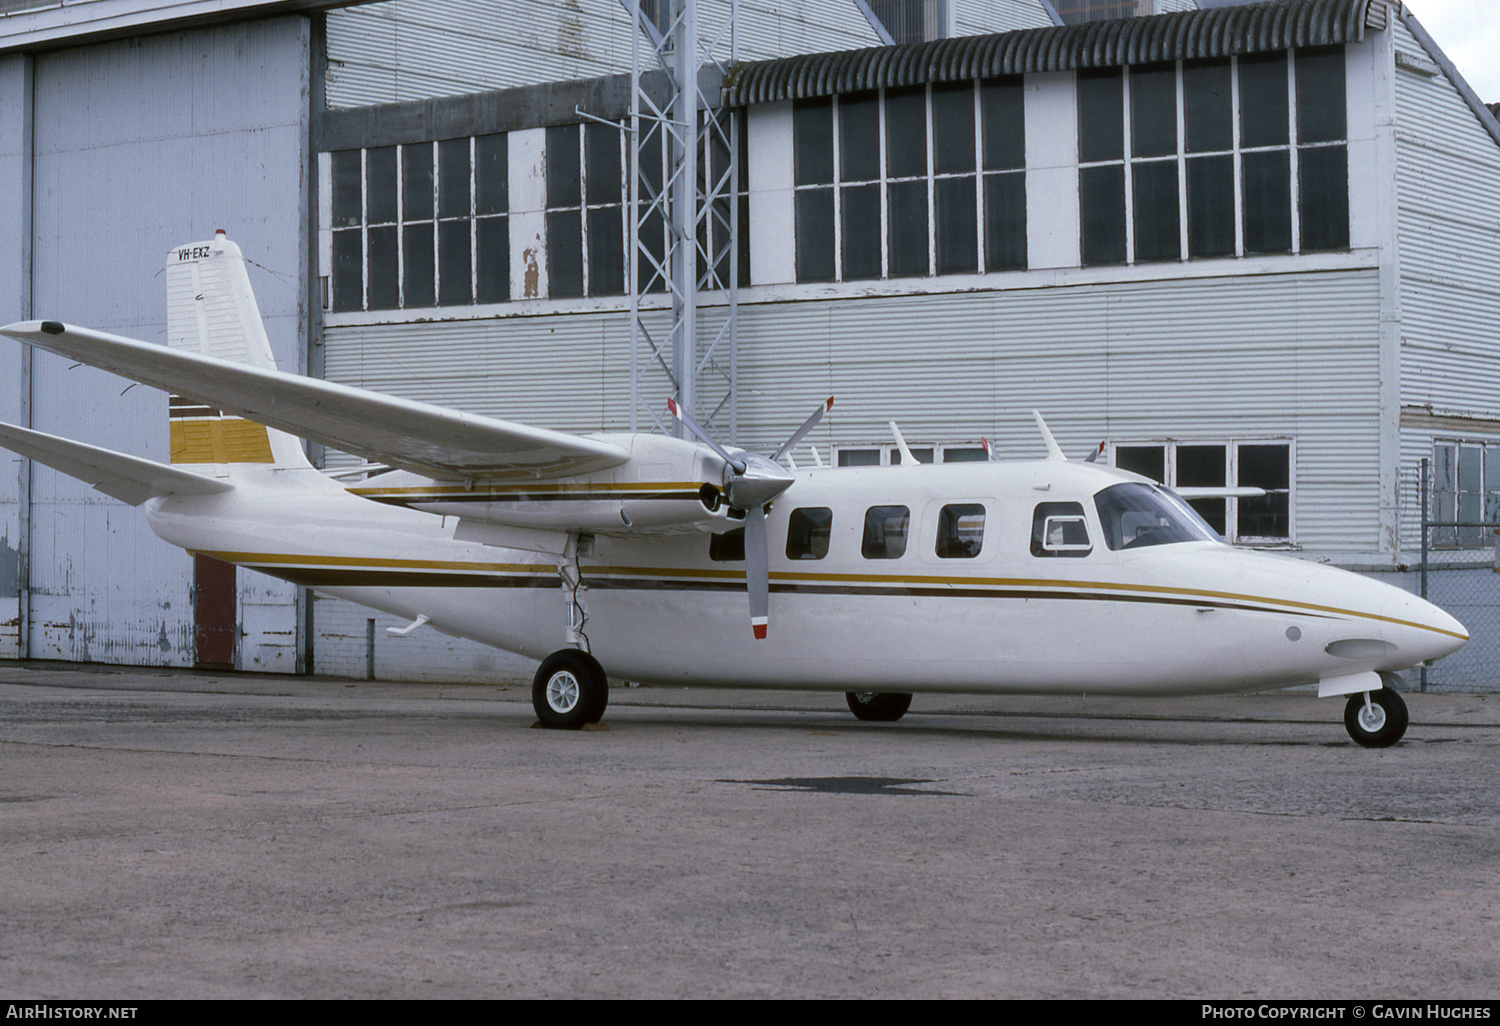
[1033,411,1068,462]
[889,421,923,465]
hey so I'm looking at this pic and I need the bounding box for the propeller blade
[744,503,770,640]
[668,397,745,474]
[771,397,834,464]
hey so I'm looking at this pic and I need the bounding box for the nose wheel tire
[845,691,913,722]
[1344,687,1408,748]
[533,649,609,729]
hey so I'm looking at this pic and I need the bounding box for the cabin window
[709,528,745,562]
[935,504,985,558]
[861,506,910,559]
[786,507,833,560]
[1031,502,1092,557]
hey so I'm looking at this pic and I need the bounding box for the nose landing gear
[1344,685,1408,748]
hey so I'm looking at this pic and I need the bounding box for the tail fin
[165,232,310,470]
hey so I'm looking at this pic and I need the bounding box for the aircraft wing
[1,321,631,480]
[0,420,233,506]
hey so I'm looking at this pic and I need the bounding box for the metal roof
[722,0,1380,106]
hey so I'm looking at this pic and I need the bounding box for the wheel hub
[1357,700,1386,733]
[546,671,581,714]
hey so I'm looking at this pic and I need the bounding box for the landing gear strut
[1344,686,1408,748]
[533,649,608,729]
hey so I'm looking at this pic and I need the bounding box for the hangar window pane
[1296,47,1346,146]
[1131,160,1180,264]
[1080,164,1126,266]
[1187,154,1235,258]
[545,123,627,298]
[1077,69,1124,164]
[326,134,510,312]
[1183,59,1232,154]
[1109,440,1293,546]
[1242,149,1292,254]
[1298,144,1348,252]
[794,83,1026,284]
[1129,63,1177,160]
[1239,52,1289,150]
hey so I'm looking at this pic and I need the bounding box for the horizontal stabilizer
[0,420,233,506]
[0,321,631,480]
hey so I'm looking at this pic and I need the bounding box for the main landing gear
[532,649,609,729]
[1344,684,1409,748]
[845,691,913,722]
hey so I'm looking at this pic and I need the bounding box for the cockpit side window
[1031,501,1093,558]
[1093,482,1220,550]
[936,504,985,558]
[709,528,745,562]
[862,505,910,559]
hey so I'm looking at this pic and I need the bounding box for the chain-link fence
[1414,458,1500,693]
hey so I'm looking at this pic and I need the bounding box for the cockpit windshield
[1093,482,1222,551]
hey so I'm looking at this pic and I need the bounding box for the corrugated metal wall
[0,56,29,659]
[4,20,312,669]
[1392,16,1500,422]
[324,0,895,108]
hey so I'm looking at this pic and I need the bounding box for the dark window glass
[546,209,583,298]
[1187,154,1236,257]
[887,179,929,277]
[795,188,835,282]
[476,217,509,303]
[546,125,581,208]
[1115,445,1165,483]
[1178,444,1227,536]
[839,91,881,182]
[710,528,745,562]
[794,99,834,186]
[861,506,910,560]
[885,86,928,180]
[1296,47,1346,145]
[1080,164,1126,266]
[841,184,882,280]
[1130,63,1177,159]
[1031,501,1092,558]
[366,225,398,310]
[366,146,398,225]
[587,207,624,296]
[331,150,363,228]
[1242,149,1292,254]
[1238,444,1291,539]
[936,504,985,559]
[331,230,362,311]
[585,122,621,206]
[402,223,435,308]
[837,449,881,467]
[439,220,472,305]
[1239,52,1289,149]
[984,172,1027,271]
[932,82,976,176]
[475,134,508,216]
[1077,69,1124,164]
[1299,145,1349,251]
[1183,59,1233,153]
[935,176,978,275]
[1132,160,1180,263]
[438,138,470,219]
[981,77,1025,171]
[638,205,667,294]
[402,143,434,221]
[786,507,833,560]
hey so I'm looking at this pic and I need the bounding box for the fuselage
[144,458,1467,696]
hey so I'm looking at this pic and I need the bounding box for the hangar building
[2,0,1498,687]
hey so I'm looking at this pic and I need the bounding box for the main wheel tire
[1344,687,1408,748]
[845,691,913,722]
[533,650,608,729]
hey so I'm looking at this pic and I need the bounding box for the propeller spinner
[668,397,833,640]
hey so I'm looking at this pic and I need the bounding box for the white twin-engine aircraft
[0,233,1468,746]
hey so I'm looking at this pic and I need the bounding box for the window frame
[1076,48,1349,268]
[1430,439,1500,550]
[1109,438,1296,547]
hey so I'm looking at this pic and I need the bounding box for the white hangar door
[21,19,311,671]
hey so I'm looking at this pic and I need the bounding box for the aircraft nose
[1383,589,1468,665]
